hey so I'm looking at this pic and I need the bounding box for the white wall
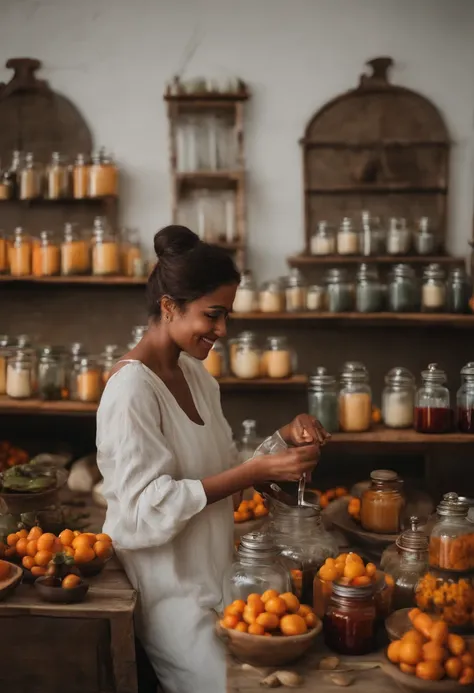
[1,0,473,279]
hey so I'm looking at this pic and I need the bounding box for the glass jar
[61,223,91,276]
[285,269,307,312]
[323,583,377,655]
[224,532,291,605]
[45,152,69,199]
[120,227,142,278]
[7,150,23,197]
[9,227,32,276]
[428,493,474,572]
[100,345,123,386]
[391,517,429,610]
[308,367,339,433]
[355,264,384,313]
[359,211,385,256]
[262,336,293,379]
[32,231,60,277]
[360,470,405,534]
[457,362,474,433]
[0,335,12,395]
[339,361,372,432]
[415,217,437,256]
[0,170,13,200]
[37,346,64,401]
[421,264,446,313]
[73,153,90,199]
[66,342,87,399]
[75,357,102,403]
[416,568,474,631]
[337,217,359,255]
[0,229,7,274]
[382,367,415,429]
[233,271,257,313]
[229,332,257,376]
[325,269,354,313]
[311,221,336,256]
[203,339,226,378]
[19,153,42,200]
[414,363,452,434]
[92,221,120,276]
[386,217,411,255]
[306,285,326,312]
[259,280,284,313]
[88,149,118,197]
[233,341,261,380]
[387,264,419,312]
[237,419,261,463]
[6,350,33,399]
[128,325,147,350]
[446,267,471,314]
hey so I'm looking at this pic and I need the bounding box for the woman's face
[168,282,237,360]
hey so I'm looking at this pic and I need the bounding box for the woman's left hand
[280,413,331,448]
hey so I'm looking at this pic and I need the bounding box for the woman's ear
[161,295,177,321]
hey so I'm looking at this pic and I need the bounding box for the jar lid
[238,271,255,289]
[392,264,415,278]
[340,361,369,383]
[436,492,469,518]
[236,331,257,343]
[460,362,474,380]
[238,532,279,560]
[325,268,348,283]
[370,469,399,483]
[16,334,31,348]
[332,582,374,599]
[418,217,432,234]
[339,217,353,233]
[385,367,415,387]
[267,336,287,349]
[423,263,445,280]
[449,267,467,281]
[10,348,32,363]
[261,279,282,292]
[315,221,330,235]
[0,335,10,348]
[396,516,429,552]
[356,263,378,281]
[70,342,86,355]
[103,344,119,356]
[421,363,447,384]
[389,217,407,231]
[308,284,324,293]
[287,269,305,288]
[309,367,337,389]
[242,419,257,433]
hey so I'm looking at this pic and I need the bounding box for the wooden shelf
[288,254,464,267]
[164,91,249,104]
[305,184,447,194]
[230,312,474,327]
[0,275,147,286]
[330,425,474,446]
[0,397,97,416]
[218,376,308,390]
[0,196,117,206]
[300,140,450,149]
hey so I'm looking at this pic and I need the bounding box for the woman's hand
[279,413,330,447]
[251,444,320,483]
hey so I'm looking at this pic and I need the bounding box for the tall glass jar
[457,362,474,433]
[92,222,120,276]
[415,217,437,255]
[446,267,471,314]
[414,363,452,434]
[203,339,226,378]
[311,221,336,256]
[8,150,23,197]
[0,171,13,201]
[308,367,339,433]
[387,264,419,312]
[73,153,90,199]
[61,223,91,276]
[306,285,326,312]
[285,269,307,312]
[263,336,293,379]
[9,227,32,276]
[323,583,377,655]
[0,229,7,274]
[237,419,260,463]
[428,493,474,572]
[229,331,257,376]
[360,470,405,534]
[391,517,429,610]
[33,231,60,277]
[337,217,359,255]
[359,211,385,256]
[421,264,446,313]
[415,568,474,631]
[233,341,261,380]
[119,227,142,278]
[45,152,69,199]
[259,280,284,313]
[382,367,415,429]
[88,149,119,197]
[19,153,42,200]
[74,357,102,403]
[233,271,257,314]
[6,350,33,399]
[355,264,384,313]
[386,217,411,255]
[100,344,123,386]
[37,346,64,401]
[325,269,354,313]
[339,362,372,432]
[0,335,12,395]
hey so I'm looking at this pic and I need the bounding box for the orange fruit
[16,529,28,539]
[408,608,422,624]
[222,614,239,629]
[72,535,93,550]
[261,589,279,604]
[35,550,53,566]
[0,560,10,580]
[59,529,75,546]
[243,605,262,625]
[461,653,473,667]
[254,504,269,518]
[234,622,248,633]
[387,640,402,664]
[6,533,18,547]
[94,541,113,560]
[247,593,264,606]
[74,546,95,564]
[402,630,425,647]
[279,614,308,636]
[344,561,365,580]
[429,620,448,646]
[412,612,433,639]
[26,540,38,557]
[352,576,372,586]
[346,552,363,564]
[459,667,474,685]
[73,530,81,537]
[448,634,466,657]
[319,565,338,582]
[95,533,112,544]
[82,533,97,545]
[15,538,28,557]
[31,566,47,577]
[399,641,423,667]
[27,526,43,541]
[279,592,300,613]
[63,546,75,557]
[298,605,313,618]
[415,661,444,681]
[256,612,280,631]
[399,663,416,676]
[4,547,16,558]
[445,657,463,680]
[253,492,264,504]
[305,612,319,629]
[248,623,265,636]
[22,556,35,571]
[37,533,56,551]
[265,597,287,616]
[422,642,447,663]
[365,563,377,577]
[62,574,82,590]
[226,600,246,616]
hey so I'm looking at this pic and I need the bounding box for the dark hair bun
[154,225,200,260]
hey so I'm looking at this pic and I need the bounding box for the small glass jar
[311,221,336,256]
[232,341,261,380]
[233,271,257,313]
[45,152,69,199]
[428,493,474,572]
[386,217,411,255]
[337,217,359,255]
[0,229,8,274]
[203,339,226,378]
[100,345,123,386]
[228,332,256,376]
[0,335,12,395]
[75,357,102,403]
[421,264,446,312]
[6,350,33,399]
[308,367,339,433]
[92,221,120,276]
[416,568,474,630]
[61,223,91,276]
[19,153,42,200]
[415,217,437,255]
[387,264,419,312]
[237,419,260,463]
[323,583,377,655]
[325,269,354,313]
[8,150,23,197]
[382,367,415,429]
[37,346,64,401]
[446,267,471,314]
[285,269,307,312]
[66,342,87,399]
[73,153,90,199]
[359,211,385,256]
[360,470,405,534]
[32,231,60,277]
[339,361,372,432]
[262,336,293,379]
[259,280,284,313]
[0,170,13,200]
[414,363,452,434]
[128,325,148,350]
[120,227,142,278]
[355,264,384,313]
[457,362,474,433]
[391,517,429,610]
[88,149,119,197]
[9,227,32,277]
[306,285,326,312]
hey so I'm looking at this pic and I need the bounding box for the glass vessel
[202,339,226,378]
[337,217,359,255]
[120,227,143,278]
[339,361,372,432]
[73,153,90,199]
[19,153,42,200]
[359,211,385,256]
[415,217,437,255]
[100,345,123,386]
[45,152,69,199]
[311,221,336,256]
[262,336,293,379]
[7,150,23,197]
[308,367,339,433]
[237,419,260,463]
[61,223,91,276]
[446,267,471,314]
[0,169,13,200]
[391,517,429,610]
[428,493,474,572]
[6,350,33,399]
[387,264,418,312]
[0,336,12,395]
[9,227,32,277]
[232,271,257,314]
[285,269,307,312]
[323,583,377,655]
[92,219,120,276]
[457,362,474,433]
[416,568,474,631]
[233,340,261,380]
[0,229,8,274]
[325,269,354,313]
[382,367,415,429]
[37,346,64,401]
[421,264,446,313]
[33,231,60,277]
[360,470,405,534]
[355,264,384,313]
[229,331,257,376]
[128,325,147,350]
[386,217,411,255]
[414,363,452,433]
[74,357,102,403]
[306,285,326,312]
[88,148,118,197]
[259,280,284,313]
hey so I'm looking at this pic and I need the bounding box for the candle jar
[306,285,326,312]
[386,218,411,255]
[0,229,7,274]
[391,517,429,611]
[259,280,285,313]
[446,267,471,314]
[285,269,307,312]
[233,341,261,380]
[0,336,12,395]
[428,493,474,572]
[387,264,419,312]
[421,264,446,313]
[360,470,405,534]
[33,231,60,277]
[75,357,102,403]
[308,367,339,433]
[60,223,91,276]
[339,362,372,432]
[37,347,64,401]
[355,264,384,313]
[337,217,359,255]
[88,149,119,197]
[323,583,377,655]
[9,227,32,277]
[229,332,257,376]
[264,336,293,379]
[359,211,385,256]
[415,217,437,255]
[457,362,474,433]
[45,152,69,199]
[311,221,336,256]
[325,269,354,313]
[203,339,226,378]
[233,271,258,313]
[382,367,415,429]
[73,153,90,199]
[19,153,42,200]
[92,223,120,276]
[414,363,452,433]
[6,350,33,399]
[100,345,123,386]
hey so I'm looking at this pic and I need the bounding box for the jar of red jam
[457,362,474,433]
[414,363,452,433]
[323,582,377,655]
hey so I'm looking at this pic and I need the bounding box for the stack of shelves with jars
[164,81,249,269]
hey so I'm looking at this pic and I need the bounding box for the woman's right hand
[251,444,320,483]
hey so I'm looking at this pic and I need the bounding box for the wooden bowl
[386,608,474,641]
[0,563,22,601]
[76,554,112,578]
[34,576,89,603]
[382,656,467,692]
[0,468,68,514]
[215,619,322,667]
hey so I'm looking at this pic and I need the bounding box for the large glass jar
[391,517,429,610]
[306,285,326,312]
[355,264,384,313]
[421,264,446,313]
[61,223,91,276]
[0,229,7,274]
[323,583,377,655]
[359,211,385,256]
[92,221,120,276]
[203,339,226,378]
[446,267,471,314]
[9,227,31,277]
[360,470,405,534]
[416,568,474,631]
[428,493,474,572]
[382,367,415,429]
[308,367,339,433]
[285,269,307,313]
[37,346,64,401]
[33,231,60,277]
[414,217,437,255]
[67,342,87,399]
[233,271,257,314]
[233,341,261,380]
[0,335,12,395]
[88,149,118,197]
[414,363,452,434]
[311,221,336,256]
[0,169,13,201]
[237,419,260,463]
[262,336,293,379]
[387,264,419,312]
[120,227,143,278]
[386,217,411,255]
[325,269,354,313]
[19,153,42,200]
[73,153,90,199]
[339,361,372,432]
[259,280,284,313]
[45,152,69,199]
[229,332,258,376]
[337,217,359,255]
[100,344,123,386]
[6,350,33,399]
[74,357,102,403]
[457,362,474,433]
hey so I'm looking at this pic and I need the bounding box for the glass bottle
[311,221,336,256]
[306,285,326,312]
[128,325,148,349]
[446,267,471,314]
[360,470,405,534]
[0,335,12,395]
[415,217,437,255]
[339,361,372,432]
[391,517,429,611]
[88,148,118,197]
[92,219,120,276]
[457,362,474,433]
[355,264,384,313]
[67,342,87,400]
[120,227,142,278]
[61,222,91,276]
[233,340,261,380]
[73,153,90,199]
[19,152,42,200]
[233,271,257,314]
[359,211,385,256]
[421,264,446,313]
[325,269,354,313]
[37,346,64,401]
[203,339,226,378]
[386,217,411,255]
[75,357,102,403]
[387,264,419,312]
[262,336,293,379]
[414,363,452,434]
[323,583,377,655]
[382,367,415,429]
[415,567,474,630]
[229,331,257,376]
[32,230,60,277]
[259,280,284,313]
[428,493,474,572]
[6,150,23,197]
[237,420,260,463]
[6,350,33,399]
[9,227,32,277]
[337,217,359,255]
[0,229,7,274]
[100,344,123,386]
[46,152,69,199]
[0,169,13,200]
[285,269,307,312]
[308,367,339,433]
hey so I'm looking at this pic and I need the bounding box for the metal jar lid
[0,335,10,348]
[339,217,354,233]
[436,492,469,518]
[421,363,447,385]
[449,267,467,282]
[370,469,399,483]
[396,516,429,552]
[423,263,445,281]
[418,217,433,235]
[315,220,331,236]
[332,582,374,599]
[385,367,415,388]
[309,367,337,391]
[340,361,369,384]
[392,264,415,279]
[356,263,379,281]
[325,268,348,284]
[238,532,279,560]
[460,362,474,381]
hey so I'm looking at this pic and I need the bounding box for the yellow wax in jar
[266,350,292,379]
[339,392,372,432]
[89,165,118,197]
[122,246,142,277]
[77,370,101,402]
[33,245,60,277]
[10,243,32,276]
[92,242,120,276]
[73,165,89,199]
[61,240,90,275]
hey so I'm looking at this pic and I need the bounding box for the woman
[96,226,329,693]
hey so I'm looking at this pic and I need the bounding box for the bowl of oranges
[233,491,270,538]
[217,590,321,666]
[35,573,89,604]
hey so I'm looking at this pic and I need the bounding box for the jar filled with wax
[73,153,90,199]
[203,339,226,379]
[75,357,102,403]
[355,264,384,313]
[456,362,474,433]
[67,342,87,399]
[306,285,326,312]
[263,336,293,379]
[360,470,405,534]
[323,582,377,655]
[0,229,7,274]
[308,367,339,433]
[100,344,123,386]
[233,339,261,380]
[259,280,284,313]
[415,217,437,256]
[414,363,452,433]
[337,217,358,255]
[45,152,69,199]
[359,211,385,256]
[311,221,336,256]
[0,336,12,395]
[391,517,429,610]
[421,264,446,313]
[387,264,419,312]
[428,493,474,572]
[339,361,372,432]
[233,271,257,313]
[61,223,91,276]
[325,269,354,313]
[33,231,60,277]
[6,350,33,399]
[9,227,31,277]
[92,219,120,276]
[19,153,42,200]
[285,269,307,312]
[386,217,411,256]
[88,148,118,197]
[382,367,415,429]
[446,267,471,314]
[37,346,64,401]
[229,332,256,376]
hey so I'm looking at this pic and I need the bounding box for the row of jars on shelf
[204,334,295,380]
[310,215,440,257]
[234,265,472,314]
[0,148,119,201]
[0,219,147,278]
[308,361,474,434]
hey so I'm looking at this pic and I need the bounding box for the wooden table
[0,558,138,693]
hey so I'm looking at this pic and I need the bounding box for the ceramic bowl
[34,576,89,603]
[0,562,22,601]
[75,554,112,578]
[382,655,469,692]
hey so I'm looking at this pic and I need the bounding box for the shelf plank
[0,275,147,286]
[229,312,474,327]
[164,92,249,104]
[330,426,474,445]
[174,170,244,184]
[0,196,117,206]
[218,376,308,390]
[304,184,447,194]
[0,397,97,416]
[288,254,464,267]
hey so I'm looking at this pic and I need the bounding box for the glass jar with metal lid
[237,419,260,463]
[6,349,33,399]
[421,263,446,313]
[259,279,285,313]
[323,582,377,655]
[285,268,307,313]
[360,470,405,535]
[19,152,42,200]
[359,211,385,256]
[45,152,69,200]
[233,271,257,314]
[89,148,119,198]
[33,230,61,277]
[387,264,419,312]
[92,220,120,276]
[355,264,384,313]
[457,362,474,433]
[308,367,339,433]
[306,285,326,312]
[233,340,261,380]
[337,217,359,255]
[261,336,293,379]
[339,361,372,432]
[414,217,437,256]
[311,221,336,256]
[74,356,102,403]
[10,227,32,277]
[128,325,148,350]
[414,363,452,434]
[415,567,474,631]
[391,517,429,610]
[100,345,124,386]
[382,367,415,429]
[229,331,258,377]
[37,346,65,401]
[446,267,471,314]
[325,268,354,313]
[203,339,226,379]
[67,342,87,399]
[0,229,8,274]
[0,335,12,396]
[386,217,411,255]
[428,492,474,572]
[224,531,291,604]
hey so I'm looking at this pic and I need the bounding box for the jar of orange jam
[9,227,32,276]
[61,223,90,276]
[33,231,61,276]
[323,582,377,655]
[428,492,474,572]
[75,357,102,403]
[360,470,405,534]
[92,219,120,276]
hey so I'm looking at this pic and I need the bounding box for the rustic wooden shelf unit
[229,311,474,327]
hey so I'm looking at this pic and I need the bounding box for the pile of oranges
[347,496,361,522]
[220,590,319,637]
[234,492,269,523]
[315,487,348,509]
[387,608,474,685]
[318,552,378,585]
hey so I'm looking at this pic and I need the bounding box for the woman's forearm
[202,459,262,505]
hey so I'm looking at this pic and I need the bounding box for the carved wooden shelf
[288,254,464,267]
[305,185,447,194]
[229,312,474,327]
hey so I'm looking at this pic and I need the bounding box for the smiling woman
[96,225,328,693]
